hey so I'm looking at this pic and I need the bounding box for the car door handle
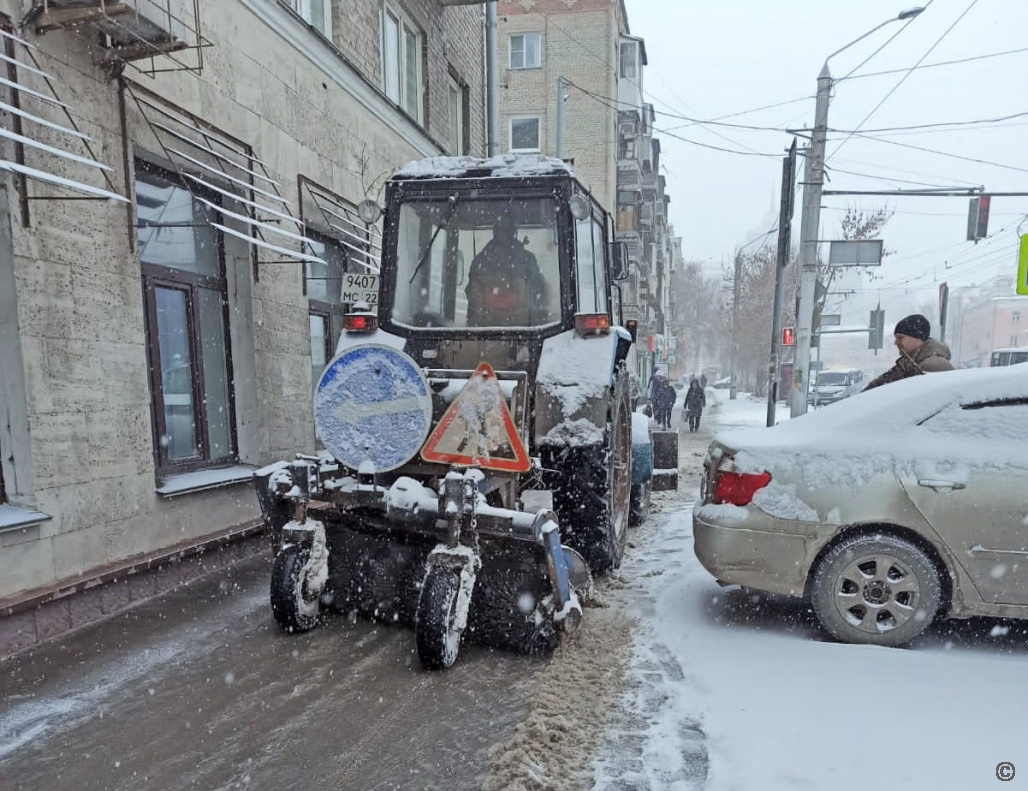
[917,479,966,492]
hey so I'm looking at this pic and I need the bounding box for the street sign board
[1019,235,1028,295]
[340,272,379,307]
[819,313,841,327]
[828,240,883,266]
[314,345,433,472]
[421,363,531,473]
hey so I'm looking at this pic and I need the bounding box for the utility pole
[790,65,830,418]
[485,1,498,157]
[555,76,565,159]
[729,251,741,400]
[767,140,797,427]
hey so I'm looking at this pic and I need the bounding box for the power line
[826,165,970,190]
[565,79,782,157]
[829,0,980,161]
[840,45,1028,82]
[849,131,1028,175]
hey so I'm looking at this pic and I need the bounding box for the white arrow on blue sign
[314,344,433,473]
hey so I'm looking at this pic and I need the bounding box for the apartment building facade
[0,0,485,652]
[495,0,677,387]
[949,276,1028,367]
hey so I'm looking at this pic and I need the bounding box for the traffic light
[967,195,991,242]
[782,326,794,346]
[868,308,886,351]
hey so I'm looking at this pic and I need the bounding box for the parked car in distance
[693,365,1028,648]
[808,368,864,406]
[712,376,733,389]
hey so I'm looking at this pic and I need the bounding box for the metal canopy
[34,0,211,77]
[0,27,127,209]
[127,84,326,275]
[299,176,381,273]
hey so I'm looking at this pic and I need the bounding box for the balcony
[616,160,641,191]
[616,229,642,262]
[33,1,209,75]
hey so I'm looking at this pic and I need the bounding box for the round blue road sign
[314,344,433,473]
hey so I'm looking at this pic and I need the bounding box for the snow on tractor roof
[393,153,574,181]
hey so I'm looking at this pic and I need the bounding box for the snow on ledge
[0,503,52,532]
[156,465,258,498]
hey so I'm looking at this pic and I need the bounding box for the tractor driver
[465,214,552,327]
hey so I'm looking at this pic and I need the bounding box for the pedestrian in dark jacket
[683,378,706,432]
[652,376,676,429]
[864,314,954,391]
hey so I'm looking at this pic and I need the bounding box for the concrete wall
[0,0,484,603]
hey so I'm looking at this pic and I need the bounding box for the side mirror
[609,241,630,281]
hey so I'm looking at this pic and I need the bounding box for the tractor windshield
[390,195,562,330]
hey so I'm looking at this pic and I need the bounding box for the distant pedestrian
[683,377,706,432]
[653,376,676,429]
[864,314,954,391]
[699,373,708,390]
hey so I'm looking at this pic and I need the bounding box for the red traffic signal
[782,326,795,346]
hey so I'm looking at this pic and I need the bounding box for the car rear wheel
[810,534,941,648]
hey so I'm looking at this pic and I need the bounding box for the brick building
[495,0,678,387]
[0,0,485,654]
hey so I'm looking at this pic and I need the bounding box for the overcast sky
[625,0,1028,332]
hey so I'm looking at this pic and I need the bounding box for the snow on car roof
[392,153,574,180]
[718,366,1028,485]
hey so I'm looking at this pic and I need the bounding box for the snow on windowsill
[155,465,259,498]
[0,503,52,532]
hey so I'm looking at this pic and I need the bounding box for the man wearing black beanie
[864,313,953,390]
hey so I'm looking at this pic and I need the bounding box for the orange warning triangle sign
[420,362,531,473]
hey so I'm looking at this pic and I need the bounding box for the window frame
[1013,310,1021,323]
[304,229,350,390]
[283,0,332,37]
[619,40,638,79]
[509,116,541,153]
[382,3,423,123]
[447,73,468,156]
[136,162,238,477]
[509,32,541,70]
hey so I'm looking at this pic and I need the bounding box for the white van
[809,368,864,406]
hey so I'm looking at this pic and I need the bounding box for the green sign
[1019,235,1028,295]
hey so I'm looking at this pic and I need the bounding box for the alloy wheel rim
[833,553,921,635]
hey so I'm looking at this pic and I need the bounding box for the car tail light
[575,313,611,336]
[712,456,771,506]
[344,312,377,333]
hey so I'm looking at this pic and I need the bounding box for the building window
[383,4,422,122]
[448,75,468,156]
[619,41,638,79]
[283,0,331,37]
[509,33,541,69]
[509,116,540,152]
[1012,335,1019,347]
[1013,310,1021,323]
[136,162,236,474]
[306,233,348,393]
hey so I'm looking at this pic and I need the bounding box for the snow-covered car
[711,376,733,389]
[693,365,1028,648]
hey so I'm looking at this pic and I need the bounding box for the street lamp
[790,6,925,418]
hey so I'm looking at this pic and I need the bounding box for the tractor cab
[364,154,628,373]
